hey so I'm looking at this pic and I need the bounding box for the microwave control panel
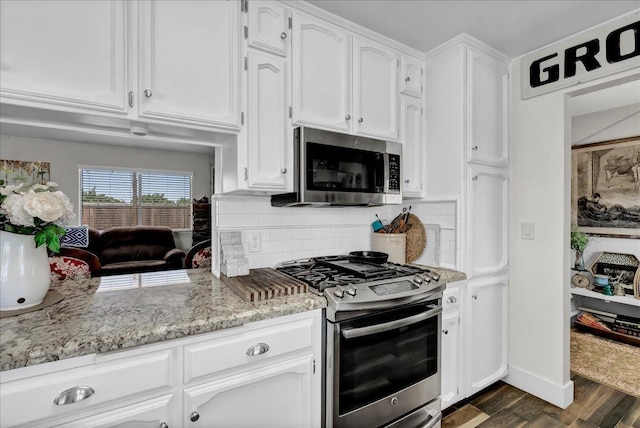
[388,154,401,193]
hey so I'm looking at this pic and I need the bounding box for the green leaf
[47,235,61,253]
[34,230,47,248]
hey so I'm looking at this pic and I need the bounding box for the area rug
[570,329,640,398]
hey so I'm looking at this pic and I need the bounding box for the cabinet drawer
[184,317,314,383]
[1,349,173,427]
[443,285,461,311]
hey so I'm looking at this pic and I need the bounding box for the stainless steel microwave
[271,127,402,207]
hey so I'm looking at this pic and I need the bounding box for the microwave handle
[341,306,442,339]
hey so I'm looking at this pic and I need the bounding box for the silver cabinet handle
[472,176,478,181]
[405,76,411,82]
[280,168,287,174]
[446,296,457,303]
[128,91,134,108]
[190,411,199,422]
[443,329,448,335]
[472,145,479,151]
[345,114,351,120]
[160,423,169,428]
[246,343,269,356]
[358,117,364,123]
[144,89,153,98]
[472,294,478,300]
[281,32,287,39]
[53,386,95,406]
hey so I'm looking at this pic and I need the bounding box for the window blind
[79,167,193,230]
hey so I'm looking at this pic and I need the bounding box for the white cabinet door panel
[467,164,508,277]
[246,52,289,190]
[184,355,314,427]
[248,0,289,57]
[353,37,398,140]
[400,95,423,196]
[53,394,176,428]
[441,310,462,410]
[138,0,239,128]
[0,0,127,113]
[292,12,351,133]
[400,55,423,97]
[466,277,508,396]
[467,49,509,166]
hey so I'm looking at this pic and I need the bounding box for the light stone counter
[0,268,327,371]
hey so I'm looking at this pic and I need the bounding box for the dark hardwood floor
[442,373,640,428]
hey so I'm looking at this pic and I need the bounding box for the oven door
[326,299,442,428]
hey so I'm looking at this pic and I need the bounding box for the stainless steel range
[276,255,444,428]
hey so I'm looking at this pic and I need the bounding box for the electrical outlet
[248,231,261,253]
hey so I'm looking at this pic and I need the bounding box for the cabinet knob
[405,76,411,82]
[280,168,287,174]
[128,91,134,108]
[53,386,95,406]
[246,342,270,356]
[160,423,169,428]
[472,176,478,181]
[443,329,449,335]
[404,179,410,184]
[345,114,351,121]
[190,411,200,422]
[472,294,478,300]
[281,32,287,39]
[472,145,479,151]
[358,117,364,123]
[144,89,153,98]
[446,296,457,303]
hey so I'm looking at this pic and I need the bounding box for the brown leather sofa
[59,226,186,276]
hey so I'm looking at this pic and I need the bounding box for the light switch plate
[521,222,535,240]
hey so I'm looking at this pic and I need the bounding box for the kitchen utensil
[348,251,389,264]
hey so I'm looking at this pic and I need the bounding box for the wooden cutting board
[221,268,308,302]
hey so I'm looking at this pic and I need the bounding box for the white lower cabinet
[465,276,508,396]
[441,277,508,408]
[0,310,322,428]
[184,355,314,427]
[53,394,177,428]
[441,284,463,410]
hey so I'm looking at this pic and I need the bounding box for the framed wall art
[571,136,640,238]
[0,159,50,185]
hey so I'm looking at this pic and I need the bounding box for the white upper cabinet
[247,0,290,57]
[137,0,239,129]
[0,0,127,113]
[353,37,399,140]
[400,55,423,97]
[292,11,351,133]
[246,51,289,190]
[467,48,509,167]
[400,95,423,197]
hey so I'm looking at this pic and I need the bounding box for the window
[79,167,193,230]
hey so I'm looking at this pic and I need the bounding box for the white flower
[21,190,74,223]
[0,183,24,196]
[1,193,35,226]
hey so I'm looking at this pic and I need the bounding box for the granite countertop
[0,265,465,372]
[0,268,327,371]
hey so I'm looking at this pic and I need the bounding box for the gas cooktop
[275,255,436,292]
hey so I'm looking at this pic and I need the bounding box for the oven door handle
[422,410,443,428]
[341,306,442,339]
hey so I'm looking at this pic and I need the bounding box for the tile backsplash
[212,195,459,273]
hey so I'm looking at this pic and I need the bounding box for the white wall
[0,135,215,250]
[508,54,639,408]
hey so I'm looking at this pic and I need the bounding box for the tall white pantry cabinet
[425,35,510,409]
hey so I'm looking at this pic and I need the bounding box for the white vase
[0,230,51,311]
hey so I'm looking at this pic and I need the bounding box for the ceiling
[306,1,640,58]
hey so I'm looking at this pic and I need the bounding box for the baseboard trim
[504,364,574,409]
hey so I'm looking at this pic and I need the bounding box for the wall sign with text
[521,11,640,99]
